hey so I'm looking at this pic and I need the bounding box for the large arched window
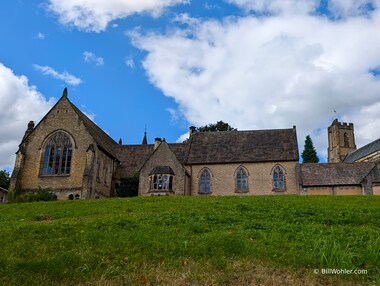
[272,165,285,191]
[41,131,73,176]
[199,169,211,194]
[235,166,248,192]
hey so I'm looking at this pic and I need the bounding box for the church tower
[328,119,356,162]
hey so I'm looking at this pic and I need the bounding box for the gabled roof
[68,99,119,160]
[114,142,188,179]
[298,163,376,186]
[186,128,299,164]
[114,145,154,178]
[344,138,380,163]
[20,88,119,160]
[149,166,175,175]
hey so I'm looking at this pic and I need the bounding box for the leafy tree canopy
[301,135,319,163]
[0,170,10,189]
[196,121,237,132]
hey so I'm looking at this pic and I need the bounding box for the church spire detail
[142,131,147,145]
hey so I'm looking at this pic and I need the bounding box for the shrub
[116,175,139,197]
[8,187,57,203]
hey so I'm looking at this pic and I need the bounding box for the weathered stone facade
[190,162,298,196]
[328,119,356,163]
[10,90,380,199]
[10,89,119,200]
[139,140,190,196]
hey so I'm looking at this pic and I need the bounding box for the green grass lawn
[0,196,379,285]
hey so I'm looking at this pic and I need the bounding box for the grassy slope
[0,196,379,286]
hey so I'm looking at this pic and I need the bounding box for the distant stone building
[0,187,7,203]
[297,119,380,196]
[9,89,380,198]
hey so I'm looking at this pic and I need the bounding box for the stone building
[10,88,119,200]
[10,89,300,198]
[297,162,380,195]
[0,187,7,203]
[327,119,356,163]
[9,89,380,199]
[297,119,380,195]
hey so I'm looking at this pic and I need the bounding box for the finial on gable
[63,87,68,98]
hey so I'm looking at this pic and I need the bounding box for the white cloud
[0,63,55,169]
[33,64,82,86]
[36,32,45,40]
[176,131,189,143]
[172,13,200,26]
[83,51,105,66]
[227,0,320,15]
[47,0,190,32]
[227,0,380,18]
[130,5,380,161]
[125,56,135,69]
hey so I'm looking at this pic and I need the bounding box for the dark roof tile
[344,138,380,162]
[299,163,375,186]
[186,128,299,164]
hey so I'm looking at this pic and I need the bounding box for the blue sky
[1,0,380,169]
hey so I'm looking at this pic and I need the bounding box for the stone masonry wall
[189,161,298,196]
[139,142,188,196]
[17,97,98,199]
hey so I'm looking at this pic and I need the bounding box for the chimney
[154,137,162,149]
[189,126,196,136]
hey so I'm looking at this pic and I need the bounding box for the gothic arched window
[272,165,285,191]
[41,131,73,176]
[199,169,211,194]
[344,132,349,147]
[236,166,248,192]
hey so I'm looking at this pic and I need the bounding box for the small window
[199,169,211,194]
[236,167,248,192]
[273,165,285,191]
[151,174,173,192]
[74,194,80,200]
[68,194,74,200]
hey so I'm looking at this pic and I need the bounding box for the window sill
[39,174,70,178]
[272,188,286,193]
[198,192,212,195]
[235,190,249,194]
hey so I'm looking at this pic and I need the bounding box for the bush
[8,187,57,203]
[116,175,139,197]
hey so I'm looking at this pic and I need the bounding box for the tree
[301,135,319,163]
[197,121,237,132]
[116,175,139,197]
[0,170,10,189]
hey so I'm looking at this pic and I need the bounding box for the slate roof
[344,138,380,163]
[114,143,188,178]
[149,166,175,175]
[298,163,375,186]
[69,99,119,160]
[186,128,299,164]
[114,145,154,178]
